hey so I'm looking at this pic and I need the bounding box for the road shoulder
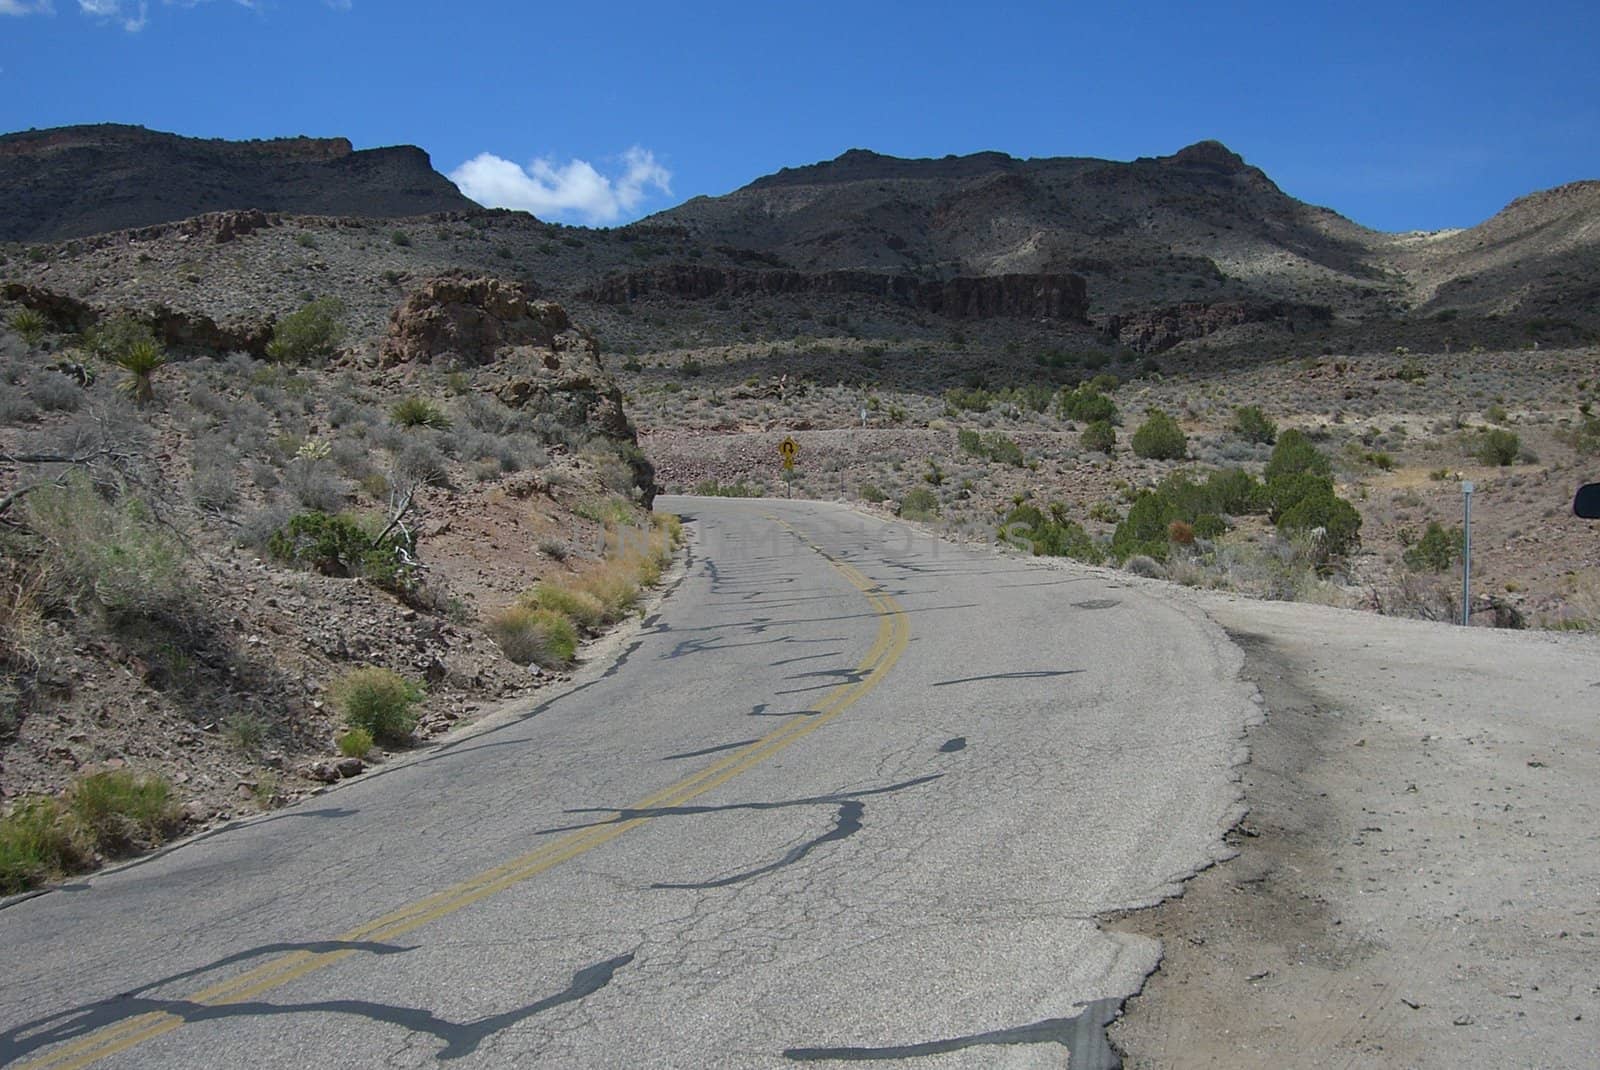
[1108,594,1600,1068]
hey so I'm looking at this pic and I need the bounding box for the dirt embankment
[1109,595,1600,1068]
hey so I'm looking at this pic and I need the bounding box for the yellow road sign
[778,436,799,469]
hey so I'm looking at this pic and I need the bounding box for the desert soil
[1108,592,1600,1068]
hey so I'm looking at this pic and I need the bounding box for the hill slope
[645,141,1396,316]
[0,124,477,242]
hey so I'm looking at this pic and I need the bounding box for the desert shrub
[390,396,452,430]
[1264,429,1331,482]
[266,298,344,363]
[859,483,887,503]
[485,604,578,668]
[83,315,156,363]
[332,666,422,745]
[29,373,83,412]
[899,487,940,520]
[1001,503,1103,563]
[1276,489,1362,558]
[66,770,180,856]
[1403,522,1462,572]
[1475,428,1519,466]
[8,308,47,345]
[390,229,412,247]
[1087,500,1121,523]
[1231,405,1278,445]
[1057,385,1118,424]
[0,797,91,894]
[1192,513,1228,540]
[337,727,374,758]
[958,429,1025,466]
[1168,519,1196,545]
[1081,420,1116,454]
[394,440,450,487]
[1559,414,1600,457]
[267,511,416,594]
[282,458,349,512]
[1130,410,1187,460]
[1124,554,1165,578]
[943,386,992,414]
[26,474,183,618]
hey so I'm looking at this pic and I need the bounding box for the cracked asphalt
[0,498,1258,1069]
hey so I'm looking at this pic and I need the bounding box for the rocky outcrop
[582,265,1089,321]
[382,276,653,501]
[1103,300,1333,352]
[0,282,272,354]
[381,276,560,368]
[0,124,477,242]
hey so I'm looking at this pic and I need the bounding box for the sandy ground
[1109,593,1600,1069]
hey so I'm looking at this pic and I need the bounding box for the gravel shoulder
[1109,593,1600,1068]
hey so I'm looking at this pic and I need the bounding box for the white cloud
[0,1,55,16]
[78,0,145,29]
[449,147,673,224]
[78,0,258,30]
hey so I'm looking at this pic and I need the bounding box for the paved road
[0,498,1255,1069]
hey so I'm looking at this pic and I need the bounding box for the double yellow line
[21,524,910,1070]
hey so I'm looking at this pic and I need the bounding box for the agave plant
[112,339,170,407]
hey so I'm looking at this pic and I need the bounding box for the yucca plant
[112,339,170,407]
[390,396,452,430]
[8,308,47,346]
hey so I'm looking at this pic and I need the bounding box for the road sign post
[1461,480,1474,626]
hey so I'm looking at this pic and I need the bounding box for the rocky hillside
[646,141,1395,316]
[646,141,1600,334]
[0,125,476,242]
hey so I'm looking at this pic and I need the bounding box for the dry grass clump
[0,768,182,893]
[485,604,579,668]
[487,513,682,668]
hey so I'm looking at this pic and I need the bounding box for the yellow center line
[22,518,910,1070]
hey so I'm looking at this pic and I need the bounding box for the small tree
[1130,409,1187,460]
[1264,429,1331,482]
[1231,405,1278,445]
[1081,420,1116,455]
[266,298,344,364]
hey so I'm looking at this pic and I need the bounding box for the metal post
[1461,480,1474,626]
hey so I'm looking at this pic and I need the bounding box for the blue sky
[2,1,1596,231]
